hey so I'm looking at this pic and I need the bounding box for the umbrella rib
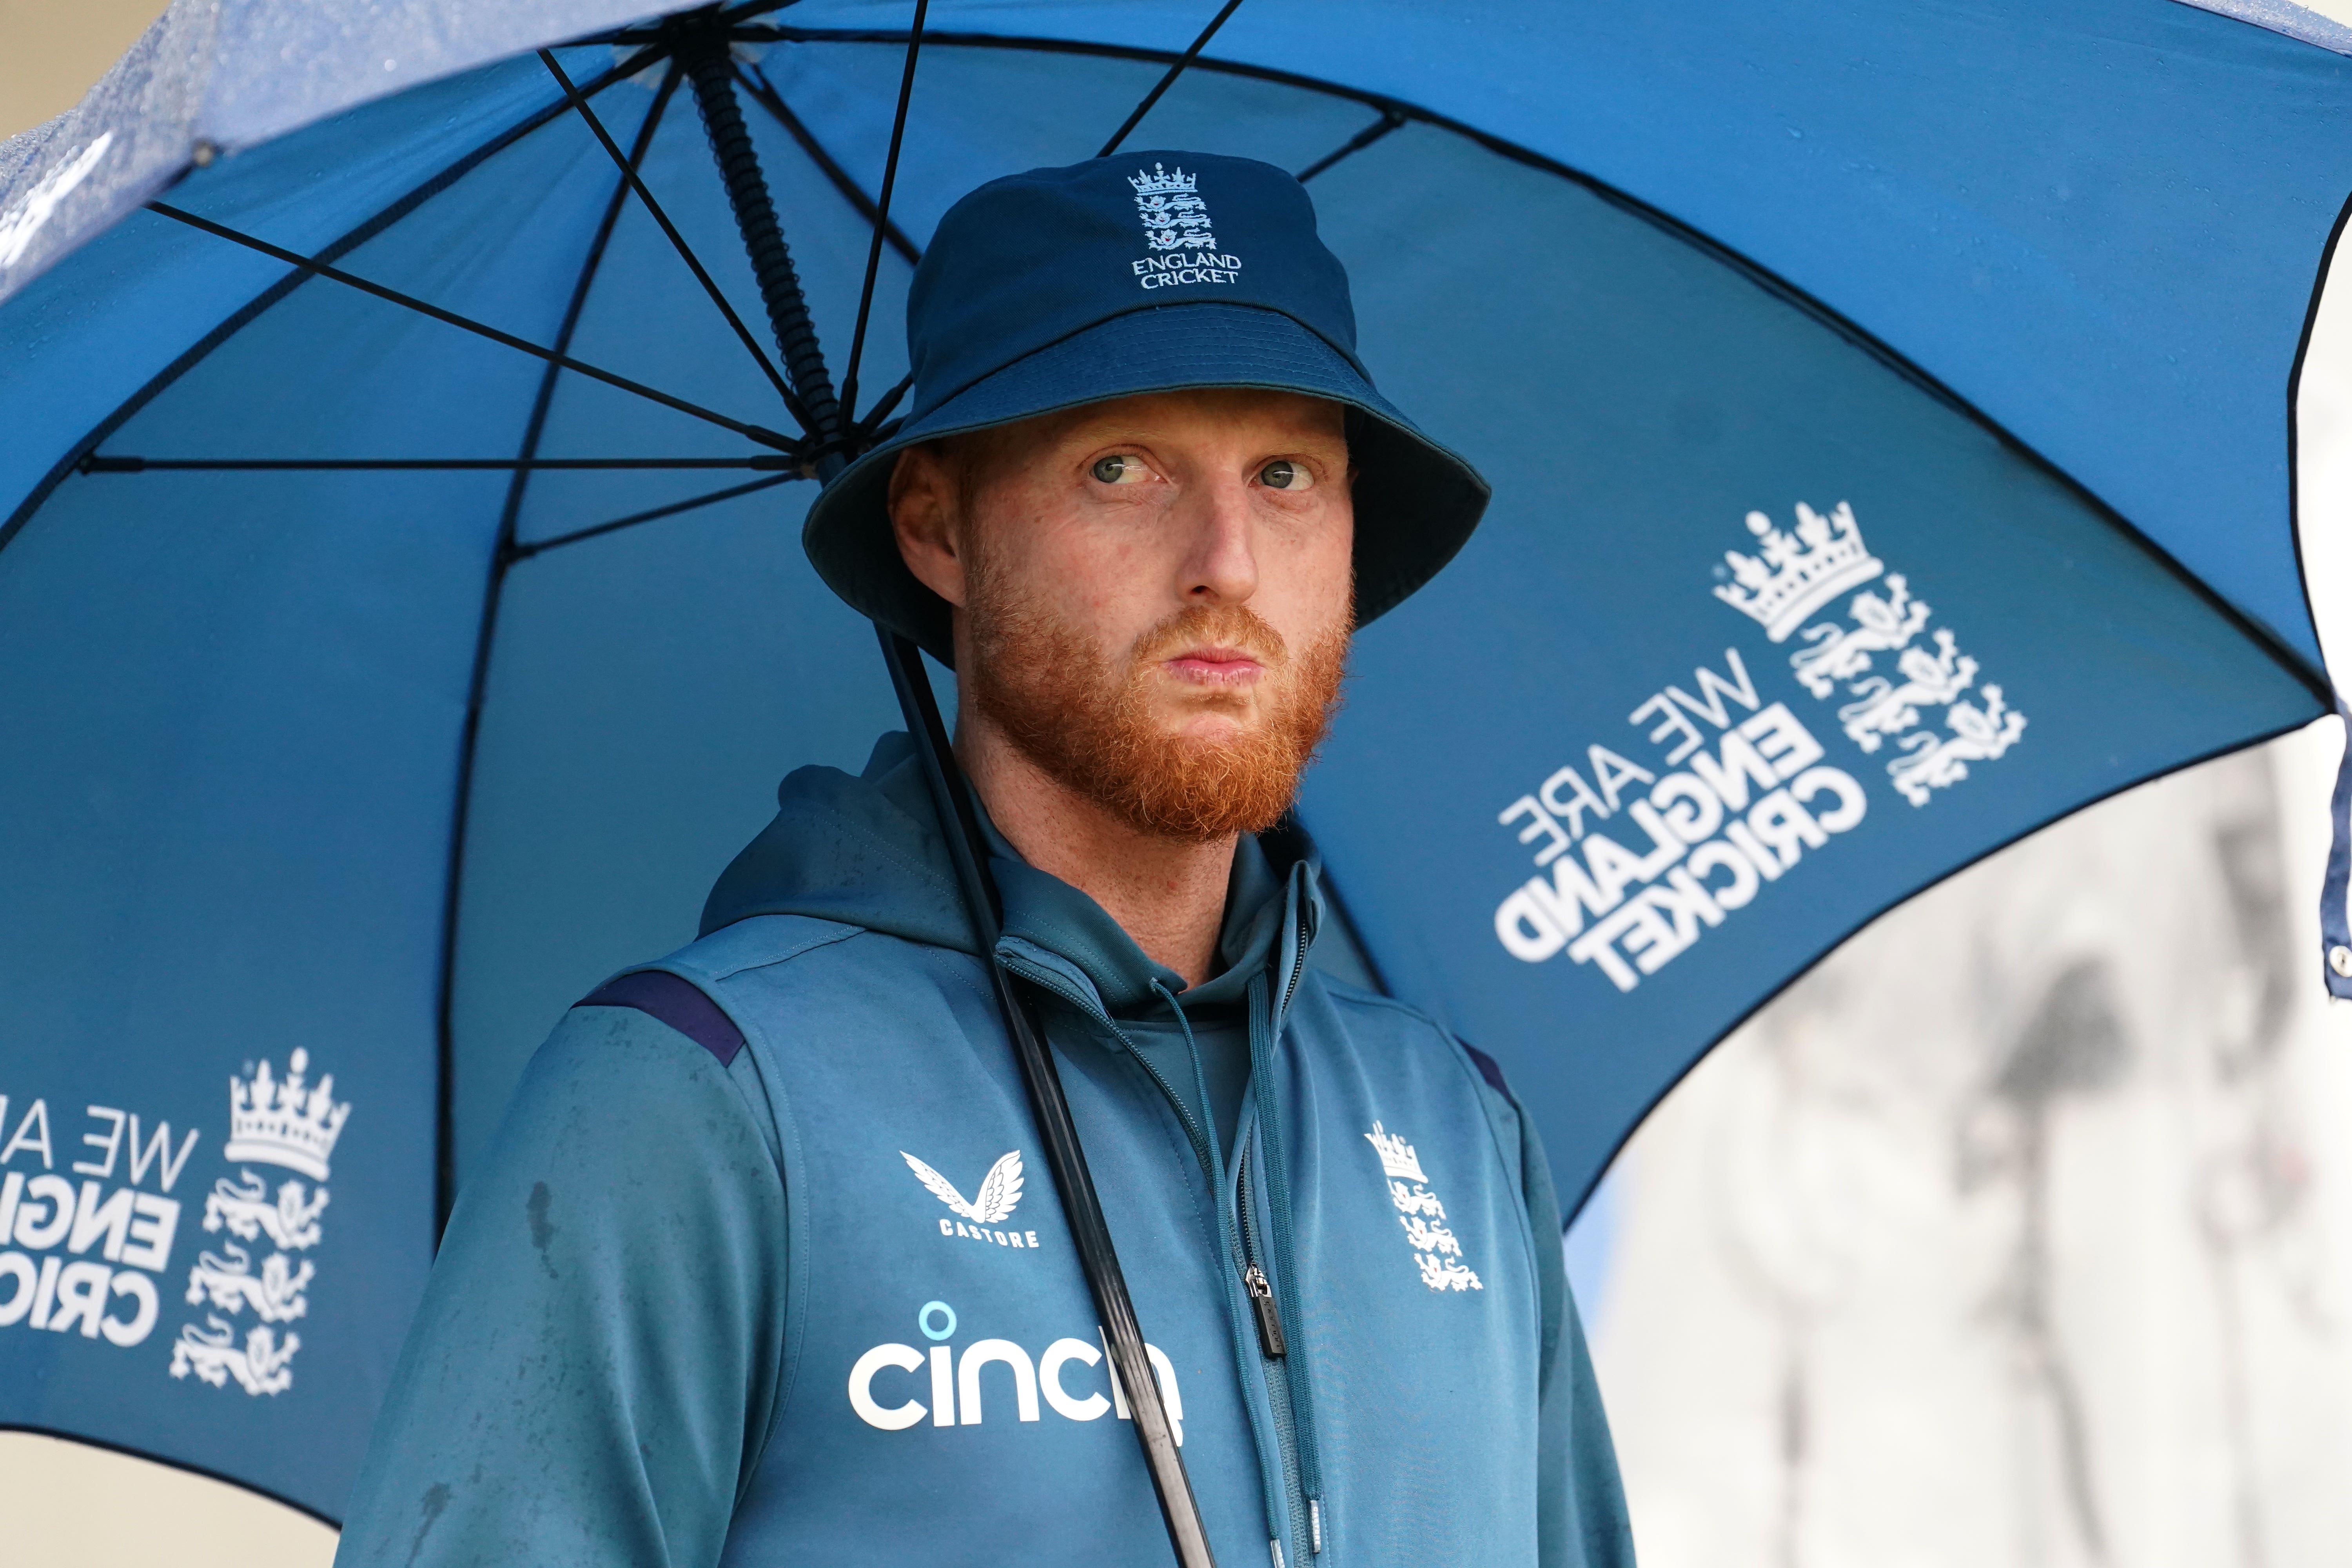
[505,471,803,561]
[78,456,791,472]
[1296,108,1408,183]
[853,372,914,437]
[734,64,920,265]
[837,0,929,429]
[588,2,803,47]
[431,58,693,1234]
[143,201,800,454]
[537,49,812,431]
[2,45,672,559]
[491,60,689,529]
[1096,0,1248,158]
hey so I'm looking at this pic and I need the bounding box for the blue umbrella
[2,0,2345,1526]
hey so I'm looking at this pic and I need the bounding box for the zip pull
[1244,1263,1288,1358]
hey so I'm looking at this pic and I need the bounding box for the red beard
[964,560,1350,843]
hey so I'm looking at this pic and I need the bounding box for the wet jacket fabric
[336,733,1634,1568]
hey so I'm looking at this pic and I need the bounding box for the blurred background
[1572,724,2352,1568]
[8,5,2352,1565]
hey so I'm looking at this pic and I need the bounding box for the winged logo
[901,1149,1025,1225]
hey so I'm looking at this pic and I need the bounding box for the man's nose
[1177,474,1258,604]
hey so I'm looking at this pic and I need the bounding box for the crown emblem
[1128,162,1197,197]
[1713,501,1885,643]
[1365,1122,1426,1183]
[1129,163,1214,253]
[224,1049,350,1181]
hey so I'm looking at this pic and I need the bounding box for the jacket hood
[701,731,1318,1017]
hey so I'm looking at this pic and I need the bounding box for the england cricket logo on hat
[1126,164,1241,292]
[1130,163,1214,251]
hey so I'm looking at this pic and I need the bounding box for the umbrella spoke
[537,49,813,433]
[145,201,800,454]
[494,58,688,542]
[735,65,920,268]
[855,372,914,437]
[505,471,803,562]
[1096,0,1249,158]
[1296,108,1408,183]
[837,0,929,431]
[1,45,674,557]
[437,54,697,1232]
[78,456,793,472]
[589,2,800,47]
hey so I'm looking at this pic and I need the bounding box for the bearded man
[338,152,1633,1568]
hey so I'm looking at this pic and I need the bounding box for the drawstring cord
[1153,975,1287,1558]
[1155,972,1327,1556]
[1148,978,1227,1173]
[1247,970,1326,1546]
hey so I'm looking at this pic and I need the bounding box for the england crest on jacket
[1367,1123,1482,1292]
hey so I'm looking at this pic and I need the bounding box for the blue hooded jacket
[335,734,1634,1568]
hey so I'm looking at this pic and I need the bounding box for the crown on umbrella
[224,1049,350,1182]
[1713,501,1885,642]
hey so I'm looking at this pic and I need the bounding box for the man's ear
[889,444,968,609]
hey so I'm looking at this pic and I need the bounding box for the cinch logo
[902,1149,1044,1250]
[847,1299,1184,1443]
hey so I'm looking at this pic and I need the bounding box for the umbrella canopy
[1,0,2344,1523]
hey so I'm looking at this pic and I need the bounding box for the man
[338,151,1633,1568]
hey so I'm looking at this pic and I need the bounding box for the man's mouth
[1162,645,1267,688]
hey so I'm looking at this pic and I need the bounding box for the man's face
[889,388,1356,841]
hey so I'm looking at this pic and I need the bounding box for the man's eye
[1091,454,1145,485]
[1258,459,1312,491]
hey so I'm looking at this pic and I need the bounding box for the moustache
[1127,603,1289,671]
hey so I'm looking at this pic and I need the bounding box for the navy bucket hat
[803,150,1491,663]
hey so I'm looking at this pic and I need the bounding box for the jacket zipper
[998,950,1305,1560]
[1237,1155,1286,1358]
[1279,917,1308,1022]
[1237,1134,1312,1555]
[1243,1263,1286,1358]
[1257,916,1325,1555]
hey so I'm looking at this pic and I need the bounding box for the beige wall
[0,1431,337,1566]
[0,0,169,140]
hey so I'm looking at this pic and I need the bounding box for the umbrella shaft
[877,628,1220,1568]
[679,27,843,448]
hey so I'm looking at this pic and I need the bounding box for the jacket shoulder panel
[1327,973,1524,1109]
[666,912,869,982]
[579,971,745,1066]
[1307,971,1446,1032]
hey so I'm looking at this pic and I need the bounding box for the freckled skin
[889,388,1355,983]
